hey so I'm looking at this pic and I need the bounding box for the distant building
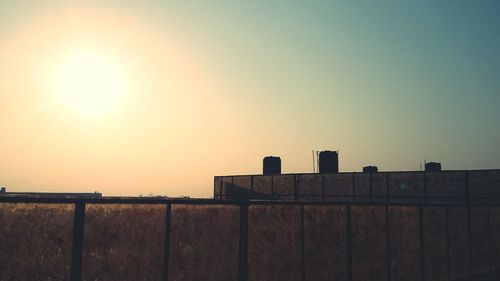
[0,191,102,198]
[214,155,500,203]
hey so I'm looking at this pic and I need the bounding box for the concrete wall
[215,170,500,203]
[2,202,500,281]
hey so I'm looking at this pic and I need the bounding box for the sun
[53,52,125,116]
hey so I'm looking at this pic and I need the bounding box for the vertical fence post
[321,174,325,202]
[465,171,470,204]
[419,206,425,281]
[386,174,390,204]
[369,173,373,203]
[487,207,493,273]
[467,205,473,276]
[300,204,305,281]
[271,176,275,200]
[346,204,353,281]
[386,205,392,281]
[70,202,86,281]
[294,175,299,201]
[239,204,249,281]
[220,177,224,199]
[251,176,254,197]
[162,204,172,281]
[352,173,356,202]
[423,171,428,203]
[231,176,235,199]
[446,206,450,281]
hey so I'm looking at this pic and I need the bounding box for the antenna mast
[312,150,316,173]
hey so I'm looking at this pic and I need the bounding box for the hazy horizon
[1,1,499,197]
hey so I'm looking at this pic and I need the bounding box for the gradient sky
[1,1,499,197]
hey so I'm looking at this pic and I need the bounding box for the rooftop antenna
[312,150,316,173]
[316,150,320,173]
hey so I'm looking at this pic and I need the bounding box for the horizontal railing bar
[1,196,500,207]
[225,194,500,199]
[217,168,500,178]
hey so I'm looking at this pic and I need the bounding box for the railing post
[386,205,392,281]
[162,204,172,281]
[369,172,373,203]
[220,177,223,199]
[467,205,473,276]
[271,176,275,199]
[465,171,470,204]
[321,174,325,201]
[386,173,390,204]
[419,206,425,281]
[446,206,450,281]
[294,175,299,201]
[487,207,493,273]
[70,202,86,281]
[251,175,254,196]
[423,171,428,203]
[352,173,356,202]
[239,204,249,281]
[300,204,305,281]
[346,204,353,281]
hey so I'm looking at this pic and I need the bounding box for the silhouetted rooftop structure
[318,150,339,173]
[263,156,281,175]
[425,161,442,172]
[215,156,500,203]
[0,191,102,198]
[363,165,378,173]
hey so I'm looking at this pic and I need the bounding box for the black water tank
[363,166,378,173]
[425,162,441,172]
[263,156,281,175]
[319,151,339,173]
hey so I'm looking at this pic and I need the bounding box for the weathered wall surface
[215,170,500,203]
[82,204,165,281]
[1,202,500,281]
[0,203,73,281]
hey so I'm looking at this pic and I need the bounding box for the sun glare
[54,52,125,116]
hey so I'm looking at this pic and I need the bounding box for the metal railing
[215,170,500,205]
[0,196,499,281]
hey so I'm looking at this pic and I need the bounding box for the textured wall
[469,171,500,203]
[298,175,322,201]
[426,172,466,203]
[1,202,500,280]
[82,204,165,281]
[216,170,500,203]
[248,205,301,281]
[388,206,421,281]
[422,207,448,281]
[352,206,387,281]
[0,203,73,281]
[304,205,347,281]
[273,175,295,200]
[170,205,239,281]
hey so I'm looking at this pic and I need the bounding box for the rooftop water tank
[319,151,339,173]
[425,162,441,172]
[263,156,281,175]
[363,166,378,173]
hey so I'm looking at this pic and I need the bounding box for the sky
[0,1,499,197]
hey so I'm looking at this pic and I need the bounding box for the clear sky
[1,1,499,197]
